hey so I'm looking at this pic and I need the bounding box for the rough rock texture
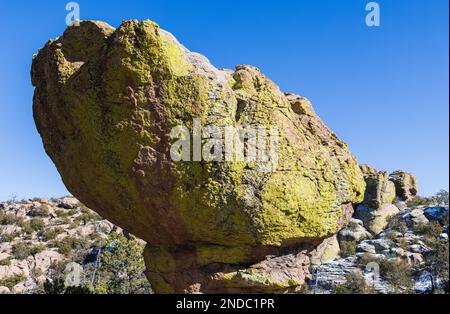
[389,170,418,201]
[360,164,396,208]
[144,244,311,293]
[356,203,400,235]
[355,165,400,235]
[31,20,365,293]
[309,235,341,266]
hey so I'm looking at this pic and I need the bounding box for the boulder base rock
[31,20,365,293]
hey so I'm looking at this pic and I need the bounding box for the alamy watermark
[66,2,80,26]
[366,2,381,27]
[169,119,279,173]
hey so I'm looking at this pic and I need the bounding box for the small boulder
[355,203,400,235]
[338,218,372,242]
[357,241,376,254]
[57,197,80,209]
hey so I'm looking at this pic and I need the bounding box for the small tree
[423,235,449,293]
[435,190,449,206]
[95,233,151,294]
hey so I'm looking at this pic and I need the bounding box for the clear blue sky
[0,0,448,201]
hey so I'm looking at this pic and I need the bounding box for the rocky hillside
[1,186,448,294]
[0,196,148,294]
[309,167,449,294]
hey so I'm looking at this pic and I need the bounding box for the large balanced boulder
[31,20,365,293]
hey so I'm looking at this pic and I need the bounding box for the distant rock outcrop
[389,170,419,201]
[31,20,366,293]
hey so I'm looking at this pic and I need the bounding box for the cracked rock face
[389,170,418,201]
[31,20,365,293]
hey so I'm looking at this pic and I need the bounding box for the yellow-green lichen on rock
[32,19,365,293]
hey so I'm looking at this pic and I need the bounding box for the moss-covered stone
[32,19,366,293]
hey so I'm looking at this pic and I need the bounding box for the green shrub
[0,257,11,266]
[74,212,101,225]
[0,274,26,289]
[379,259,414,293]
[42,278,92,294]
[0,232,19,243]
[406,196,435,208]
[413,222,443,238]
[29,218,46,232]
[31,267,44,277]
[39,227,64,241]
[67,209,78,216]
[423,234,449,293]
[333,272,374,294]
[12,242,32,259]
[340,240,357,258]
[51,236,90,256]
[0,213,22,225]
[29,205,49,217]
[19,221,34,234]
[31,243,46,255]
[347,220,359,230]
[387,215,408,235]
[55,209,69,219]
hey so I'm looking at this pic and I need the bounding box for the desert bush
[19,221,34,234]
[31,267,44,277]
[340,240,357,258]
[12,242,45,259]
[333,272,374,294]
[0,213,22,225]
[0,257,11,266]
[29,218,46,231]
[31,243,46,255]
[29,205,49,217]
[0,274,26,289]
[0,232,19,243]
[55,209,69,218]
[387,215,408,235]
[67,209,78,216]
[406,196,435,208]
[39,226,64,241]
[423,234,449,293]
[51,236,90,256]
[379,259,414,293]
[12,242,32,259]
[413,222,443,238]
[347,220,359,230]
[68,221,79,229]
[74,212,101,225]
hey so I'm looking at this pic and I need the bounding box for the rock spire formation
[31,20,366,293]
